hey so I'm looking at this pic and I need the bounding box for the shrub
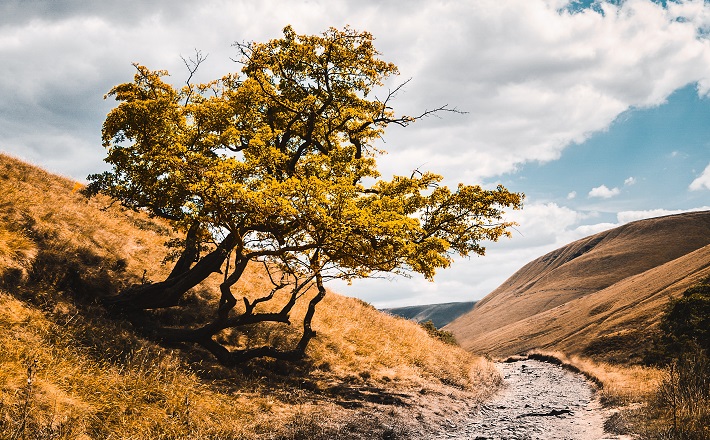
[659,276,710,358]
[420,320,458,346]
[644,276,710,439]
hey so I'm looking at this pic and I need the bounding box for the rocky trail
[433,359,628,440]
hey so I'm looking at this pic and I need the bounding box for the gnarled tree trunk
[104,230,326,366]
[104,232,236,310]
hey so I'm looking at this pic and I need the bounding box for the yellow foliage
[82,26,523,367]
[89,25,523,284]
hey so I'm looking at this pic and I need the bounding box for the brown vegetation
[446,211,710,363]
[0,153,501,439]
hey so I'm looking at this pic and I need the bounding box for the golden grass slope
[447,211,710,363]
[0,153,500,439]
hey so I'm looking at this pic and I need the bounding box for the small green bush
[419,320,458,346]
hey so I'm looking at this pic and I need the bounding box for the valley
[446,211,710,362]
[382,301,477,328]
[0,152,706,439]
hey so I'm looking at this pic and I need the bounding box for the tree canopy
[86,26,523,366]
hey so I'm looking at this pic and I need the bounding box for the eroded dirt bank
[432,360,627,440]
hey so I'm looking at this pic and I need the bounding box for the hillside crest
[447,211,710,363]
[383,301,476,328]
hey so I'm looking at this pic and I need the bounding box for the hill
[446,211,710,364]
[0,153,500,439]
[383,302,477,328]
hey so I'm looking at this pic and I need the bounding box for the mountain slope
[383,301,476,328]
[447,211,710,363]
[0,152,500,438]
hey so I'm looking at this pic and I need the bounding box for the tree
[86,26,523,366]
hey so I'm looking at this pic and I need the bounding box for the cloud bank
[2,0,710,307]
[2,0,710,183]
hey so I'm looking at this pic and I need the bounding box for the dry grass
[643,353,710,440]
[0,152,500,439]
[525,350,663,407]
[0,293,271,439]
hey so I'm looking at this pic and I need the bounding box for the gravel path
[433,360,623,440]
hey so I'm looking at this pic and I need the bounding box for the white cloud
[689,163,710,191]
[505,202,581,241]
[624,177,636,186]
[588,184,621,198]
[338,201,710,307]
[382,0,710,181]
[2,1,710,182]
[567,191,577,199]
[616,206,710,224]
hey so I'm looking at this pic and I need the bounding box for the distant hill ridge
[446,211,710,363]
[383,301,476,328]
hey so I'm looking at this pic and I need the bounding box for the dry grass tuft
[643,354,710,439]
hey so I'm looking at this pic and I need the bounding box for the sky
[1,0,709,308]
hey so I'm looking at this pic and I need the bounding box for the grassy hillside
[0,153,500,439]
[447,211,710,363]
[383,302,476,328]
